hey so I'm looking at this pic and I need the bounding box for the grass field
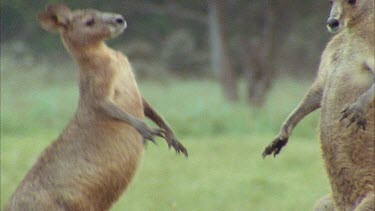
[1,59,330,210]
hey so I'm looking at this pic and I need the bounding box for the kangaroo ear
[38,3,72,33]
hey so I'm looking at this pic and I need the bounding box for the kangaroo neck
[64,40,115,70]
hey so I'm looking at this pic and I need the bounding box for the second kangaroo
[263,0,374,210]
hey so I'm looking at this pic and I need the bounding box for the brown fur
[5,4,186,211]
[263,0,374,210]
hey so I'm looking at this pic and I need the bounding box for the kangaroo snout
[115,17,125,25]
[327,18,340,33]
[107,14,126,37]
[110,15,126,28]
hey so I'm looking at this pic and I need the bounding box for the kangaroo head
[327,0,374,33]
[38,4,126,49]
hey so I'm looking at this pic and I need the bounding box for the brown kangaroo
[4,4,187,211]
[262,0,374,210]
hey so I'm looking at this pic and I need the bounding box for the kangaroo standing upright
[5,4,187,211]
[263,0,374,210]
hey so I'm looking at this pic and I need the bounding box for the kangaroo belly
[7,120,144,210]
[320,61,375,209]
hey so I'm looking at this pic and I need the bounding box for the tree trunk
[208,0,238,102]
[240,0,277,106]
[208,0,221,77]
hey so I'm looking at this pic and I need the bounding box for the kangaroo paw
[262,137,288,158]
[340,104,367,132]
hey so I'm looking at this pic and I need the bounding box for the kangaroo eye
[329,0,333,6]
[348,0,356,5]
[85,19,95,27]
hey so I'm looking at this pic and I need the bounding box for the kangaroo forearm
[281,86,322,137]
[142,98,172,133]
[99,100,141,126]
[358,83,374,109]
[142,98,187,156]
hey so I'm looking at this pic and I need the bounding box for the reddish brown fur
[263,0,374,210]
[5,4,186,211]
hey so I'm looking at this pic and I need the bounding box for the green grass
[117,135,329,211]
[1,60,329,210]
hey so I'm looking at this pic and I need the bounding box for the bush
[120,39,169,80]
[161,29,208,77]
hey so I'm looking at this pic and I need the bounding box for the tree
[127,0,239,101]
[208,0,238,102]
[236,0,278,106]
[1,0,329,105]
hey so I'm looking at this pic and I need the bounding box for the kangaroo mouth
[110,22,126,38]
[327,25,340,34]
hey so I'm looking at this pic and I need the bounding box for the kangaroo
[4,4,187,211]
[262,0,374,210]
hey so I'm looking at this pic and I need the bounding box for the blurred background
[1,0,332,210]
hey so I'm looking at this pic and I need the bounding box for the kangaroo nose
[115,17,125,25]
[327,18,339,29]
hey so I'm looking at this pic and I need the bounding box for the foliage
[1,0,334,108]
[161,29,208,77]
[1,0,330,77]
